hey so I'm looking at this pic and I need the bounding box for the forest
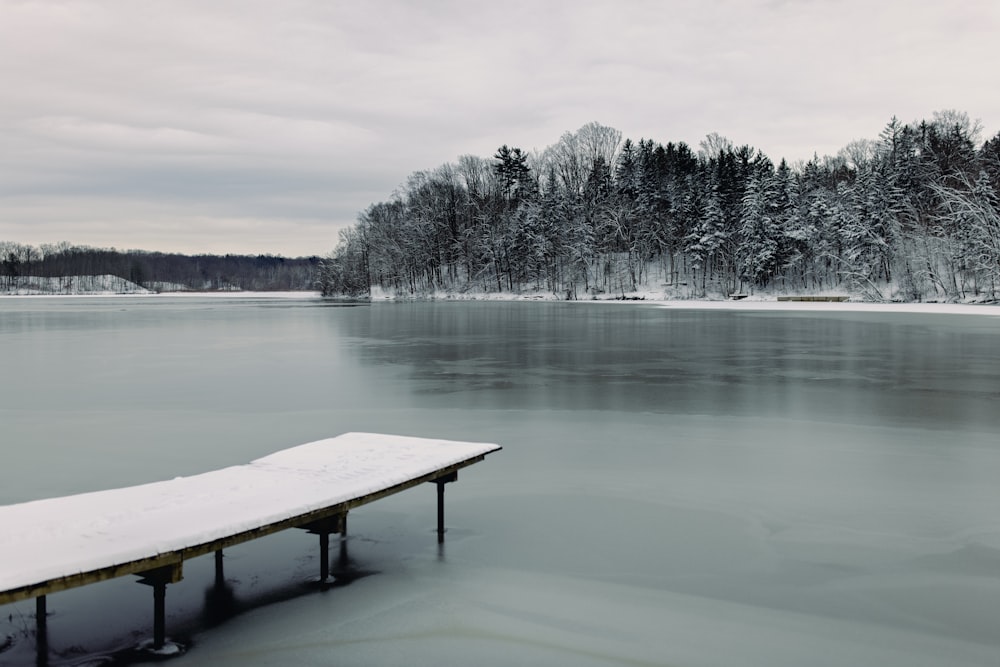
[0,243,320,292]
[318,111,1000,302]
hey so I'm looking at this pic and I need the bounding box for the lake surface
[2,296,999,666]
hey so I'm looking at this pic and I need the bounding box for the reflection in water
[197,537,373,630]
[203,552,236,627]
[328,538,374,587]
[336,302,1000,430]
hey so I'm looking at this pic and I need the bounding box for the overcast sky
[1,0,998,257]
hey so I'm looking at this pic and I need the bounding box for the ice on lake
[1,297,998,666]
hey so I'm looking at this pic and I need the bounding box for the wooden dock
[0,433,500,655]
[776,295,850,302]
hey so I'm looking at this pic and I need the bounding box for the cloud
[23,116,234,154]
[1,0,998,255]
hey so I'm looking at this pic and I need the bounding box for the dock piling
[35,595,47,666]
[152,580,166,649]
[303,513,345,583]
[431,471,458,543]
[136,562,183,651]
[214,550,224,585]
[319,529,330,582]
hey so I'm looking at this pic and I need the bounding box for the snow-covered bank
[651,299,1000,317]
[365,285,1000,317]
[0,275,151,295]
[0,282,321,298]
[160,290,321,299]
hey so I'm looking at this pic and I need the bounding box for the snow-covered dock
[0,432,500,651]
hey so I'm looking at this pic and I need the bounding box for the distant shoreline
[5,288,999,318]
[356,287,1000,317]
[0,290,320,299]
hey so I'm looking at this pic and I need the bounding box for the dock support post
[430,471,458,543]
[136,562,183,651]
[436,481,445,542]
[152,580,166,650]
[214,549,224,586]
[302,513,345,583]
[319,530,330,582]
[35,595,47,666]
[35,594,46,635]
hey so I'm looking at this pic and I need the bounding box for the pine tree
[737,156,781,288]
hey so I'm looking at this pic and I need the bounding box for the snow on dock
[0,433,501,605]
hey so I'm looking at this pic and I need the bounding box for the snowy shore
[366,286,1000,317]
[0,274,152,295]
[4,282,999,318]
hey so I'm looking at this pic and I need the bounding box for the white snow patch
[136,638,184,656]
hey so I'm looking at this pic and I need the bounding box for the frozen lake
[2,296,999,666]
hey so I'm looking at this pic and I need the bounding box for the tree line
[319,112,1000,301]
[1,242,321,291]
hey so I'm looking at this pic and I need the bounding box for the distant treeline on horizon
[0,242,321,292]
[319,110,1000,302]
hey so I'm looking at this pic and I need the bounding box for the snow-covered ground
[160,290,321,298]
[0,275,152,295]
[368,285,1000,317]
[1,285,322,298]
[653,299,1000,316]
[5,283,998,318]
